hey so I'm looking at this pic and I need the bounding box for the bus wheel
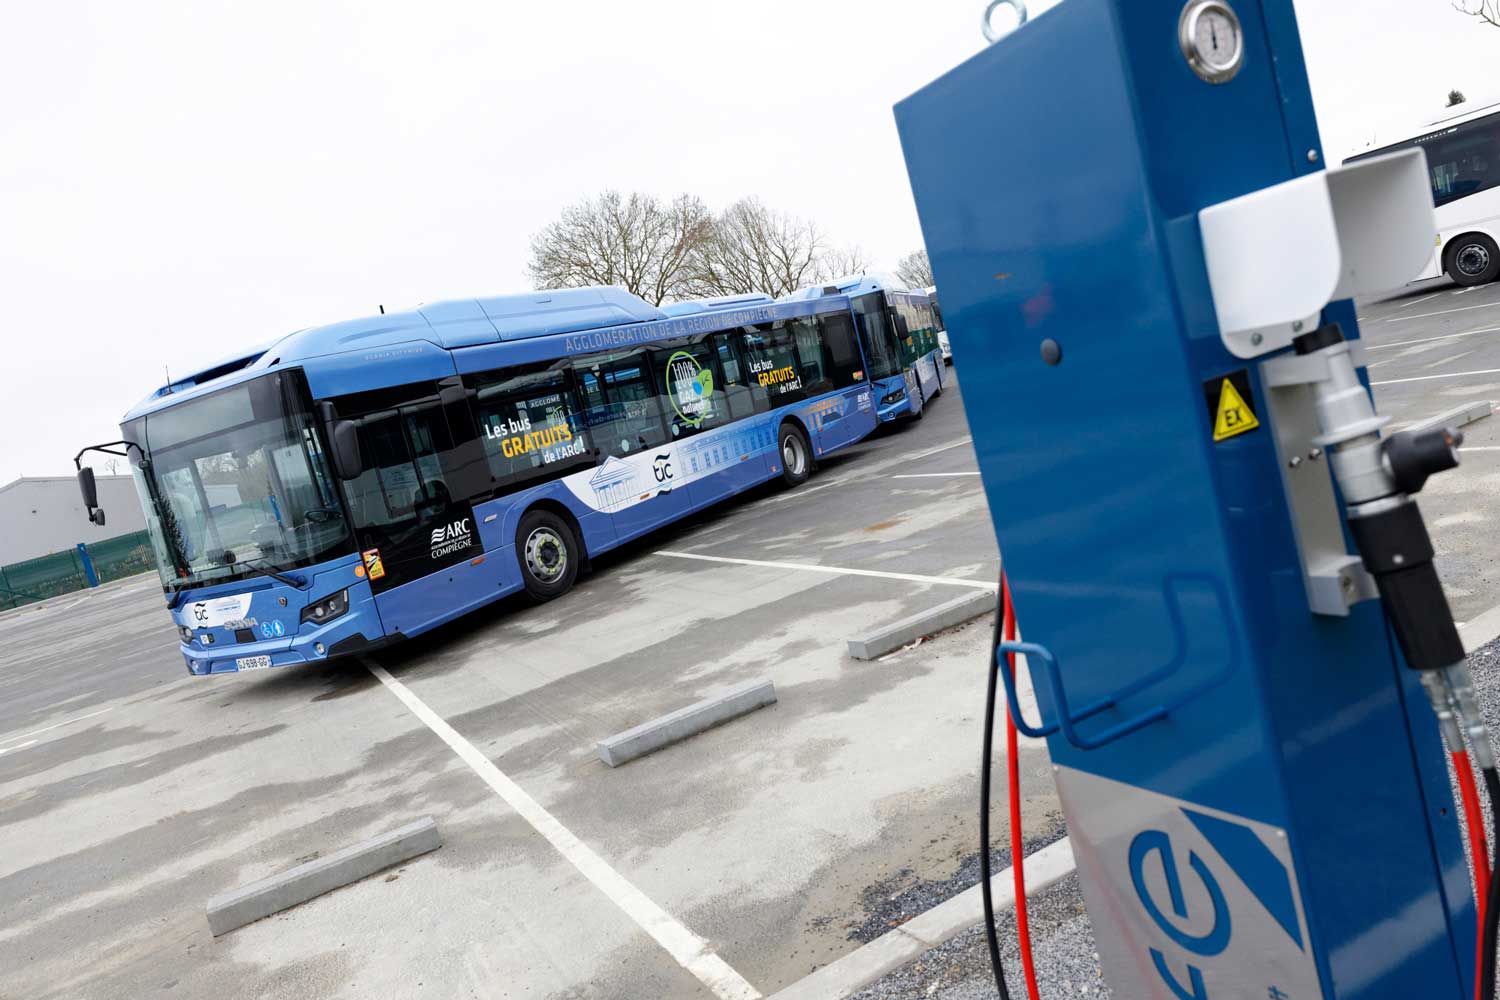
[1447,234,1500,287]
[779,423,812,487]
[516,509,579,601]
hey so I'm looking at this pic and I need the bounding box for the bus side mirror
[78,466,107,523]
[78,466,98,509]
[330,420,363,481]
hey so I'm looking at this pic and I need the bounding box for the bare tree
[684,198,870,299]
[1454,0,1500,26]
[1449,89,1469,107]
[895,249,934,288]
[527,191,712,305]
[819,246,873,283]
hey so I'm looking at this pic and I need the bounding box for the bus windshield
[126,370,353,591]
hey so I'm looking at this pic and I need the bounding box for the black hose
[980,586,1014,1000]
[1482,766,1500,1000]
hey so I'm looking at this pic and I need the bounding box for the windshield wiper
[217,549,306,589]
[239,557,306,589]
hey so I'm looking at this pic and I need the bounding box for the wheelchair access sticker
[1053,766,1322,999]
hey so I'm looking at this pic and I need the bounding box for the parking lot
[0,375,1066,1000]
[1357,278,1500,624]
[10,284,1500,1000]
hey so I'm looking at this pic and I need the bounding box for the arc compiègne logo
[429,518,473,559]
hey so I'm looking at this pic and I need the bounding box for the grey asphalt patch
[205,816,442,936]
[770,838,1075,1000]
[595,678,778,767]
[846,590,997,661]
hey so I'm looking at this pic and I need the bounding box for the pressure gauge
[1179,1,1244,85]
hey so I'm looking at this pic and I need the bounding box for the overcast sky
[2,0,1496,486]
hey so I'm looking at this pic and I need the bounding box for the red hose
[1455,748,1491,1000]
[1002,575,1042,1000]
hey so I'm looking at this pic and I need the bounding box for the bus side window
[817,312,865,389]
[468,363,593,491]
[789,317,835,396]
[740,322,810,407]
[572,351,669,458]
[652,339,728,440]
[713,333,763,420]
[852,293,900,380]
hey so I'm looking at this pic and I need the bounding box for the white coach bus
[1347,99,1500,287]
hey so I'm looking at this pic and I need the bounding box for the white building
[0,475,148,565]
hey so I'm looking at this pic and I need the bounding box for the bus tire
[516,509,579,601]
[1446,234,1500,287]
[778,422,813,487]
[910,384,926,420]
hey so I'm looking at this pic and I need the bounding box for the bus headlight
[881,389,906,405]
[301,589,350,626]
[179,625,194,644]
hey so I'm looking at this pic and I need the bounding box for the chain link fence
[0,530,155,610]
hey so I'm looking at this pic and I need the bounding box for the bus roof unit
[660,293,775,316]
[130,287,667,416]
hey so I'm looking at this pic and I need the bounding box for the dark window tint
[789,317,836,397]
[339,389,460,530]
[573,350,669,458]
[1422,120,1500,207]
[468,362,593,490]
[740,322,810,406]
[652,338,728,441]
[818,311,865,388]
[712,333,765,420]
[852,293,902,380]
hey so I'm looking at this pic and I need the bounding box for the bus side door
[334,379,498,636]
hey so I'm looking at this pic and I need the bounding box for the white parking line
[363,659,762,1000]
[1365,325,1500,352]
[0,739,38,757]
[1392,291,1445,311]
[1386,301,1500,323]
[655,551,997,590]
[891,472,981,479]
[0,706,114,744]
[1371,368,1500,387]
[905,435,974,462]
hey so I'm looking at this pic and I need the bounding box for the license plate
[235,655,273,672]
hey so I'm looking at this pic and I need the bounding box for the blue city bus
[74,287,878,676]
[783,275,945,423]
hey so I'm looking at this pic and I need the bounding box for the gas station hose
[980,571,1041,1000]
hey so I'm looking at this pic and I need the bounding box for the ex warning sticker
[362,548,386,581]
[1204,370,1261,443]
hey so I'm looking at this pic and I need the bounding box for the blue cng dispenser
[896,1,1496,997]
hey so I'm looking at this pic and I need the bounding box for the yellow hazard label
[362,548,386,581]
[1212,377,1260,442]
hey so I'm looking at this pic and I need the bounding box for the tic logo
[652,453,674,490]
[666,351,714,426]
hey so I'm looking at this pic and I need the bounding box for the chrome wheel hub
[524,527,567,582]
[1458,243,1491,277]
[783,435,806,476]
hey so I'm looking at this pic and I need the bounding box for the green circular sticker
[665,350,715,427]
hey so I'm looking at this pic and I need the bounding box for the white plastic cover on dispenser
[1199,148,1436,359]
